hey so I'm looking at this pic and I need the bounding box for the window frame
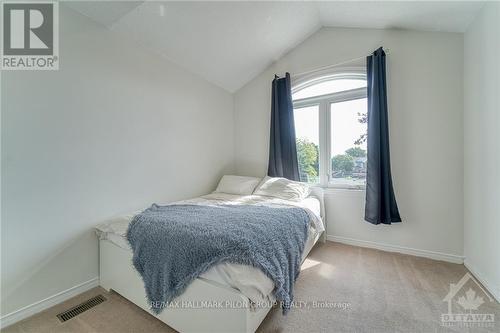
[292,68,367,189]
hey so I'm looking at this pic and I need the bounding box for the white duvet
[95,192,324,304]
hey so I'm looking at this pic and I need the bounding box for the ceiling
[64,1,484,92]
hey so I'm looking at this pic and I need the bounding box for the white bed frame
[99,188,325,333]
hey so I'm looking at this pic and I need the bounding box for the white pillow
[214,175,262,195]
[253,176,311,201]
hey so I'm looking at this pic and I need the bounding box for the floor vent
[57,295,106,322]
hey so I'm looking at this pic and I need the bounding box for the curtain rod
[276,48,390,79]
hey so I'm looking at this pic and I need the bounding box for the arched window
[292,70,367,188]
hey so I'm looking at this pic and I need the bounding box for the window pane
[294,105,319,184]
[293,79,366,100]
[330,98,367,187]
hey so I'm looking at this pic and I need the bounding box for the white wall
[234,27,464,260]
[464,2,500,300]
[1,6,234,317]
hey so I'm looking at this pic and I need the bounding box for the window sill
[308,183,366,192]
[324,185,365,192]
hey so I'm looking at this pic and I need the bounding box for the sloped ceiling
[317,1,483,32]
[64,1,145,27]
[64,1,484,92]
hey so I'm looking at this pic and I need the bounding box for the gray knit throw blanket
[127,204,310,314]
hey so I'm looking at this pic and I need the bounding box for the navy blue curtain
[365,47,402,225]
[267,72,300,181]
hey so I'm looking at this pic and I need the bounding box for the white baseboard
[0,277,99,329]
[327,235,465,264]
[464,259,500,303]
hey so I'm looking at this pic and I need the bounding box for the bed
[96,179,325,333]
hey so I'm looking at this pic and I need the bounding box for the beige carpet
[3,242,499,333]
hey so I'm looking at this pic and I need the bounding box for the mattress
[95,192,324,304]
